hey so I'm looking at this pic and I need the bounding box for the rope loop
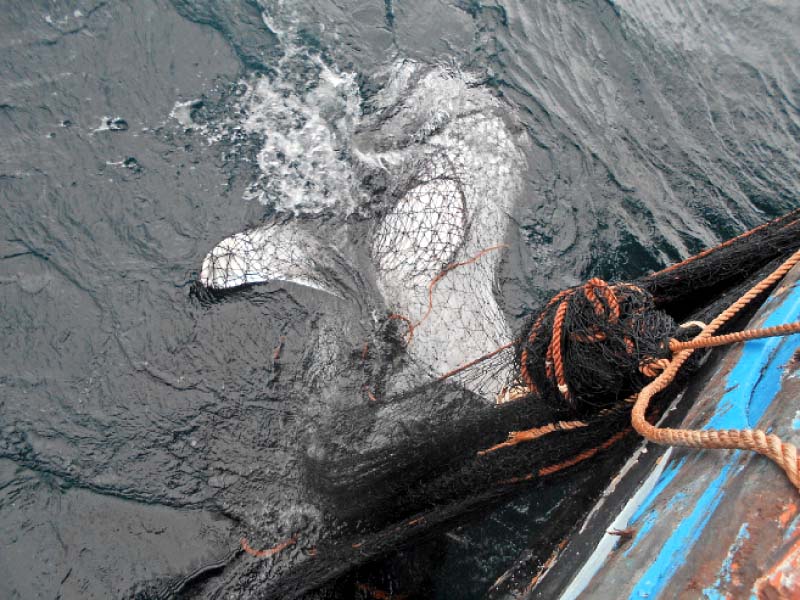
[632,248,800,492]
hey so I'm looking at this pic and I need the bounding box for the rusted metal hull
[527,263,800,599]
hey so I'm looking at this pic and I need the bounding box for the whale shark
[199,61,526,401]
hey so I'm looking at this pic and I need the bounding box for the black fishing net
[371,155,469,279]
[642,209,800,318]
[184,208,800,599]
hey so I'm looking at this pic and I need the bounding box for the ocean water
[1,1,798,598]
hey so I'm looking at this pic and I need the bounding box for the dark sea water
[1,1,799,598]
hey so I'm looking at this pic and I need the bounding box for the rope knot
[518,279,677,415]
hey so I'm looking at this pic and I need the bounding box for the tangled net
[289,209,800,596]
[517,279,680,415]
[371,155,469,279]
[194,206,800,598]
[366,150,518,401]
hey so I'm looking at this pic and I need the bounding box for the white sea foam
[237,62,363,215]
[169,99,201,129]
[91,116,128,134]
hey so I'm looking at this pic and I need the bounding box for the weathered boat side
[528,263,800,599]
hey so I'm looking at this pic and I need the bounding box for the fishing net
[366,148,518,403]
[198,218,344,296]
[188,208,800,599]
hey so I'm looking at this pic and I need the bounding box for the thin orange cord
[436,340,516,382]
[648,211,800,278]
[632,248,800,491]
[389,245,508,345]
[538,430,629,476]
[477,419,587,456]
[497,430,629,484]
[241,536,296,558]
[416,244,508,331]
[387,313,415,343]
[480,397,634,455]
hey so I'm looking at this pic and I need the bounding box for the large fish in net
[179,64,800,599]
[186,206,800,599]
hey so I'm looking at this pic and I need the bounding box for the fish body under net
[176,211,800,599]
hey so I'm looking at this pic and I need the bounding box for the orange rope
[538,430,629,476]
[496,430,629,485]
[632,248,800,491]
[241,536,296,558]
[520,288,571,392]
[639,357,671,378]
[416,244,508,330]
[523,279,631,401]
[388,245,508,345]
[668,321,800,352]
[387,313,415,343]
[436,340,516,382]
[477,419,587,456]
[549,299,571,399]
[585,278,620,322]
[479,397,634,455]
[362,245,512,402]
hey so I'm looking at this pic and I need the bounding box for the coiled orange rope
[520,279,640,400]
[480,250,800,488]
[632,248,800,491]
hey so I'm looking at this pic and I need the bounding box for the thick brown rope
[632,248,800,491]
